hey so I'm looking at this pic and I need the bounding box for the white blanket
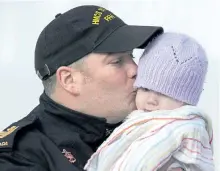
[84,105,214,171]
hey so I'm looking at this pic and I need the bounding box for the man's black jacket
[0,93,120,171]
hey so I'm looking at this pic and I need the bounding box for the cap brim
[93,25,164,53]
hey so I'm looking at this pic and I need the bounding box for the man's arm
[0,152,48,171]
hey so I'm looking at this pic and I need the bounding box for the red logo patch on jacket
[62,149,76,164]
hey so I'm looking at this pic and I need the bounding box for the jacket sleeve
[0,152,84,171]
[0,152,49,171]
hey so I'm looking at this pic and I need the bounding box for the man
[0,5,163,171]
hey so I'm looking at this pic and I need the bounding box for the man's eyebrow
[102,53,118,63]
[101,53,111,63]
[110,51,133,57]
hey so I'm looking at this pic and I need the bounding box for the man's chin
[106,111,130,124]
[106,117,125,124]
[130,102,137,111]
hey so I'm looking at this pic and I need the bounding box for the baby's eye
[139,88,149,92]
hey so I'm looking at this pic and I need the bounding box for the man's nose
[128,61,137,79]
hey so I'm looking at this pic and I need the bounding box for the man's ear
[56,66,81,95]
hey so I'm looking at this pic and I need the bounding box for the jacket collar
[37,92,121,150]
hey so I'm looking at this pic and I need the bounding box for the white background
[0,0,219,170]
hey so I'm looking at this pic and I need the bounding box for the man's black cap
[35,5,164,80]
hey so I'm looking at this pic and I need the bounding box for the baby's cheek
[136,99,147,111]
[135,96,142,110]
[160,96,183,110]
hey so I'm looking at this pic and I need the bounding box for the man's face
[80,52,137,123]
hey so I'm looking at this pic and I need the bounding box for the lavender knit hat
[134,32,208,105]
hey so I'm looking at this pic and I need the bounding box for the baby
[84,32,214,171]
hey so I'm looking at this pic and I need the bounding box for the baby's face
[135,88,184,112]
